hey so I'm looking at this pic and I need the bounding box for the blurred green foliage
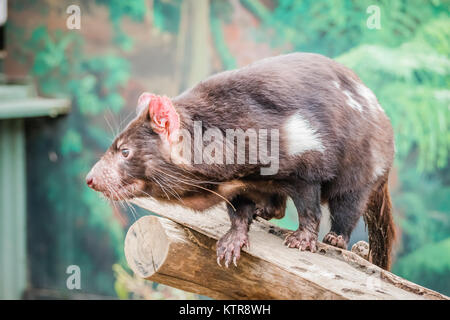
[96,0,146,50]
[210,0,237,70]
[394,238,450,294]
[242,0,448,55]
[152,0,182,34]
[337,21,450,171]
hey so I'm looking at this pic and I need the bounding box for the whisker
[120,168,235,211]
[154,165,221,186]
[108,107,120,137]
[103,114,117,142]
[122,198,138,222]
[155,176,183,202]
[150,176,171,200]
[110,183,138,222]
[152,167,236,211]
[118,109,136,132]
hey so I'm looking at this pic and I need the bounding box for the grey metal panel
[0,97,71,119]
[0,84,36,101]
[0,119,26,299]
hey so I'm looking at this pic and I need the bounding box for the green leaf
[61,129,83,155]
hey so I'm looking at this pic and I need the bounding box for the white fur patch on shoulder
[356,82,384,112]
[343,90,363,112]
[283,113,325,156]
[333,81,363,112]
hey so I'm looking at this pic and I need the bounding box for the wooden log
[125,198,448,300]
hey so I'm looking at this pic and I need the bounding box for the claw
[310,241,317,253]
[216,230,248,269]
[323,232,347,249]
[285,229,318,252]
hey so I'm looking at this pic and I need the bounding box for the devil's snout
[86,171,97,190]
[86,158,117,193]
[86,162,102,191]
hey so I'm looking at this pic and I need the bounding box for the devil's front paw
[323,232,347,249]
[216,229,249,268]
[284,228,318,252]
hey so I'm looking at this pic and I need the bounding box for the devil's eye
[121,149,130,158]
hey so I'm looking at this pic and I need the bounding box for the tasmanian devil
[86,53,396,270]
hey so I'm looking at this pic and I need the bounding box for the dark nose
[86,175,95,189]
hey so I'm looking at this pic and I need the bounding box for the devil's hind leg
[284,182,322,252]
[324,188,371,249]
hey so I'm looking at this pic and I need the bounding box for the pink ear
[148,95,180,142]
[137,92,155,114]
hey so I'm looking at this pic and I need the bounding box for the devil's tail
[364,174,397,270]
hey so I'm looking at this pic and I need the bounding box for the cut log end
[124,216,170,279]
